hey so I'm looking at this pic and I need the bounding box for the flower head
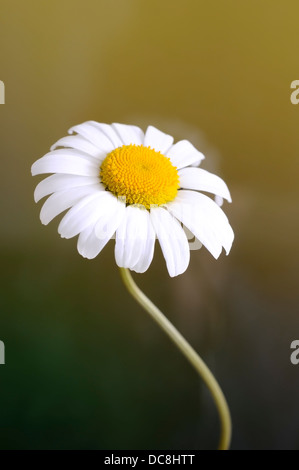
[31,122,234,277]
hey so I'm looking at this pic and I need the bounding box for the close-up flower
[31,122,234,277]
[2,0,298,452]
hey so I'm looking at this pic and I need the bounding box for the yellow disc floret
[100,144,179,210]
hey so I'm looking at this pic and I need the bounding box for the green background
[0,0,298,449]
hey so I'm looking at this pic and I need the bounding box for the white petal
[77,224,96,258]
[68,122,115,153]
[215,195,224,207]
[50,135,105,159]
[115,206,145,269]
[144,126,174,153]
[115,206,155,272]
[34,174,102,202]
[94,198,126,242]
[182,224,203,251]
[77,201,125,259]
[150,207,190,277]
[166,140,205,169]
[31,150,100,177]
[133,212,156,273]
[131,210,155,273]
[167,190,234,259]
[87,121,123,148]
[39,185,100,225]
[58,191,117,239]
[178,167,232,202]
[112,123,144,146]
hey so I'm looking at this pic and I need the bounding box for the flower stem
[119,267,232,451]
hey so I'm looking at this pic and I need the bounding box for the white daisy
[31,122,234,277]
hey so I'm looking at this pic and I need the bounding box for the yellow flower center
[100,144,179,210]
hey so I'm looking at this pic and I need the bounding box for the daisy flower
[31,121,234,449]
[31,122,234,277]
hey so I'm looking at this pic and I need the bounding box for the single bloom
[31,122,234,277]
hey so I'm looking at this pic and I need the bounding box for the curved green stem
[119,267,232,451]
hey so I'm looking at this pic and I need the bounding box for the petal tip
[31,163,38,176]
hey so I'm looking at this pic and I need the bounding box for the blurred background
[0,0,298,450]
